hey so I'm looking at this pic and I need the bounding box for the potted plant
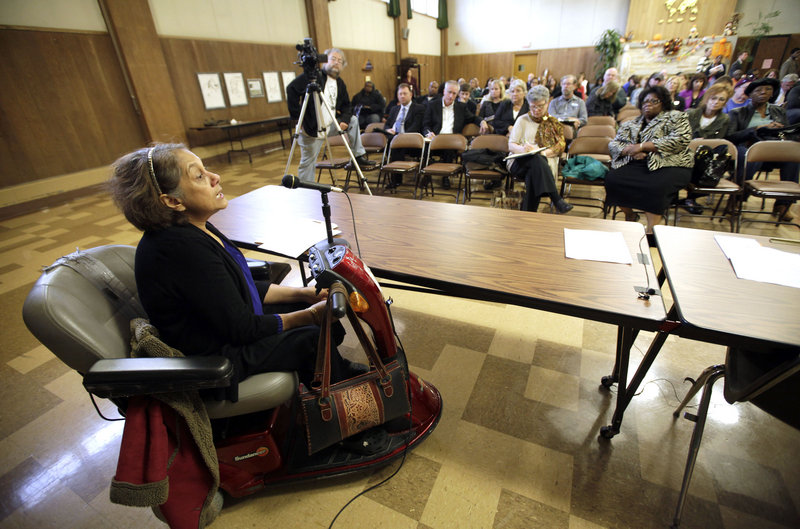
[594,29,623,78]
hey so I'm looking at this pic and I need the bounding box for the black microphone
[282,174,342,193]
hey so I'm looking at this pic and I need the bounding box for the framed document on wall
[197,73,226,110]
[247,78,264,98]
[223,72,248,106]
[263,72,282,103]
[281,71,297,98]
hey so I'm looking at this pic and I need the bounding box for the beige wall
[0,0,106,31]
[329,0,395,52]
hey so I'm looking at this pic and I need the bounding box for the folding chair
[577,125,617,138]
[343,132,387,192]
[461,123,480,142]
[377,133,426,194]
[559,136,612,216]
[740,140,800,230]
[616,108,641,124]
[672,139,741,232]
[670,347,800,528]
[587,115,616,127]
[314,134,351,185]
[461,134,510,204]
[365,122,385,133]
[418,134,468,200]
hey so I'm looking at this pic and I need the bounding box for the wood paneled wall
[625,0,737,43]
[446,47,599,87]
[0,28,146,187]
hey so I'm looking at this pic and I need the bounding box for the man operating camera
[287,47,374,182]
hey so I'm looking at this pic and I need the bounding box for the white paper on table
[256,218,341,258]
[719,241,800,289]
[564,228,632,264]
[714,235,762,261]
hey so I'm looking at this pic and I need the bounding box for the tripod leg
[316,94,373,196]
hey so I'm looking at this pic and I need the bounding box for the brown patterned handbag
[299,283,410,455]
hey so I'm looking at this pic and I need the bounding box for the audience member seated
[383,83,425,188]
[546,76,561,98]
[729,51,749,80]
[548,75,588,128]
[696,48,712,74]
[586,80,621,116]
[623,75,640,97]
[727,77,799,220]
[724,78,751,113]
[666,76,686,111]
[679,72,708,109]
[422,80,482,188]
[351,81,386,130]
[589,68,627,115]
[506,86,572,214]
[779,48,800,79]
[680,83,733,213]
[786,83,800,124]
[705,55,726,84]
[478,79,508,134]
[605,86,693,233]
[775,74,798,106]
[631,72,665,106]
[493,79,530,135]
[764,69,779,80]
[417,80,440,106]
[458,83,478,114]
[687,83,733,139]
[576,72,588,100]
[469,78,483,100]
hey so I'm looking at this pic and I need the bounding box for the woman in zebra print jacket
[604,85,693,233]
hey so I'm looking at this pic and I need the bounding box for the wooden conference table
[212,185,671,435]
[599,225,800,438]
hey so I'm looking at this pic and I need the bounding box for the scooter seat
[22,244,298,419]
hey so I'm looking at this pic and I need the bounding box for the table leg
[600,307,680,439]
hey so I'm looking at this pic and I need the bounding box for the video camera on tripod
[295,38,327,78]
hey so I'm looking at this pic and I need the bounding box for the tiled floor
[1,145,799,529]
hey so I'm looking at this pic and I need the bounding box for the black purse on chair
[691,144,732,188]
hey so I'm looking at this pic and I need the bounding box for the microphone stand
[320,191,335,246]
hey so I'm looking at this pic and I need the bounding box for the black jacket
[136,223,276,397]
[385,101,425,133]
[686,108,730,139]
[726,103,788,145]
[287,72,352,136]
[422,98,481,136]
[492,99,530,135]
[351,88,386,116]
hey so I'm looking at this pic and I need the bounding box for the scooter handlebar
[329,282,348,319]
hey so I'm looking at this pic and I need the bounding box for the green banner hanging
[437,0,448,29]
[387,0,400,18]
[407,0,412,19]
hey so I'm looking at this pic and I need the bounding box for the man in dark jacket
[351,81,386,130]
[422,80,481,188]
[287,48,373,182]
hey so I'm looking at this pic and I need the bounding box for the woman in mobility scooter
[109,143,364,396]
[27,143,441,523]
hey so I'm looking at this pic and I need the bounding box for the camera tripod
[283,76,373,196]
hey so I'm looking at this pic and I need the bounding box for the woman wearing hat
[727,77,799,220]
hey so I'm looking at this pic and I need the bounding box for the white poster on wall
[281,71,297,98]
[197,73,226,110]
[223,72,248,106]
[263,72,282,103]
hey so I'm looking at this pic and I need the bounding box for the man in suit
[287,48,374,182]
[422,80,481,189]
[383,83,425,188]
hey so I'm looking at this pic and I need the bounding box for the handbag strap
[310,282,395,400]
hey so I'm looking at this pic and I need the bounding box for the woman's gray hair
[526,85,551,104]
[509,79,526,93]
